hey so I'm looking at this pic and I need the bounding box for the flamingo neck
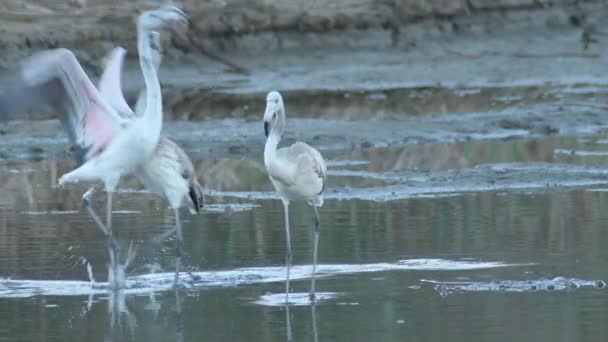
[264,128,281,168]
[264,106,286,168]
[137,27,163,134]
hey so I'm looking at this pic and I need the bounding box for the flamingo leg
[310,206,321,302]
[175,279,184,342]
[174,208,184,286]
[285,300,293,342]
[106,191,113,234]
[106,191,121,289]
[282,200,292,304]
[81,187,120,289]
[311,302,319,342]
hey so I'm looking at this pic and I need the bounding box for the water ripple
[422,277,606,297]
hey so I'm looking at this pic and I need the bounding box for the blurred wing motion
[96,28,204,214]
[98,47,134,118]
[0,48,127,164]
[98,34,162,118]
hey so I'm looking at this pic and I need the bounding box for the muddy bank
[0,1,601,73]
[0,1,595,59]
[1,2,607,122]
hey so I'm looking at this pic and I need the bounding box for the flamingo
[96,38,204,285]
[0,6,188,288]
[262,91,327,303]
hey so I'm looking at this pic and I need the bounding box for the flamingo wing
[280,142,327,180]
[98,36,162,119]
[0,48,125,165]
[98,47,135,119]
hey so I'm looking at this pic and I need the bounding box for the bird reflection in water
[100,255,185,342]
[283,291,320,342]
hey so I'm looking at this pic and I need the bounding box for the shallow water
[2,121,608,340]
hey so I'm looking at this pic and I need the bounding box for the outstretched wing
[98,47,135,119]
[0,48,124,165]
[99,35,163,119]
[98,31,163,118]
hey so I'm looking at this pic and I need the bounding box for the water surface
[1,121,608,341]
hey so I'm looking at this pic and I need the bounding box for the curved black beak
[264,121,270,138]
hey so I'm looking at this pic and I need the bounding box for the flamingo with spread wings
[0,6,188,288]
[96,31,204,285]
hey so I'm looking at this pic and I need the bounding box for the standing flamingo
[262,91,327,303]
[0,6,188,288]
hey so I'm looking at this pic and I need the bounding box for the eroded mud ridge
[0,1,596,58]
[1,2,606,110]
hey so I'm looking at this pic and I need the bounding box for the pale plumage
[98,47,134,119]
[137,138,203,212]
[97,18,203,285]
[99,40,203,215]
[263,90,327,302]
[271,142,326,206]
[18,48,125,165]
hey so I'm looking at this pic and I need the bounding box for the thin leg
[174,208,183,286]
[82,187,107,234]
[311,303,319,342]
[310,206,320,302]
[106,191,113,234]
[285,302,293,342]
[282,200,292,304]
[106,191,120,289]
[81,187,120,289]
[175,282,184,342]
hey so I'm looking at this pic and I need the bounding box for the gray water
[2,105,608,341]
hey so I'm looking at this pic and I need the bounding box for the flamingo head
[138,6,188,31]
[263,91,285,138]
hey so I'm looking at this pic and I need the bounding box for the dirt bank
[0,1,606,122]
[0,0,597,67]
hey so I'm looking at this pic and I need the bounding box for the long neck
[137,27,163,132]
[263,106,286,167]
[134,32,162,115]
[264,128,280,168]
